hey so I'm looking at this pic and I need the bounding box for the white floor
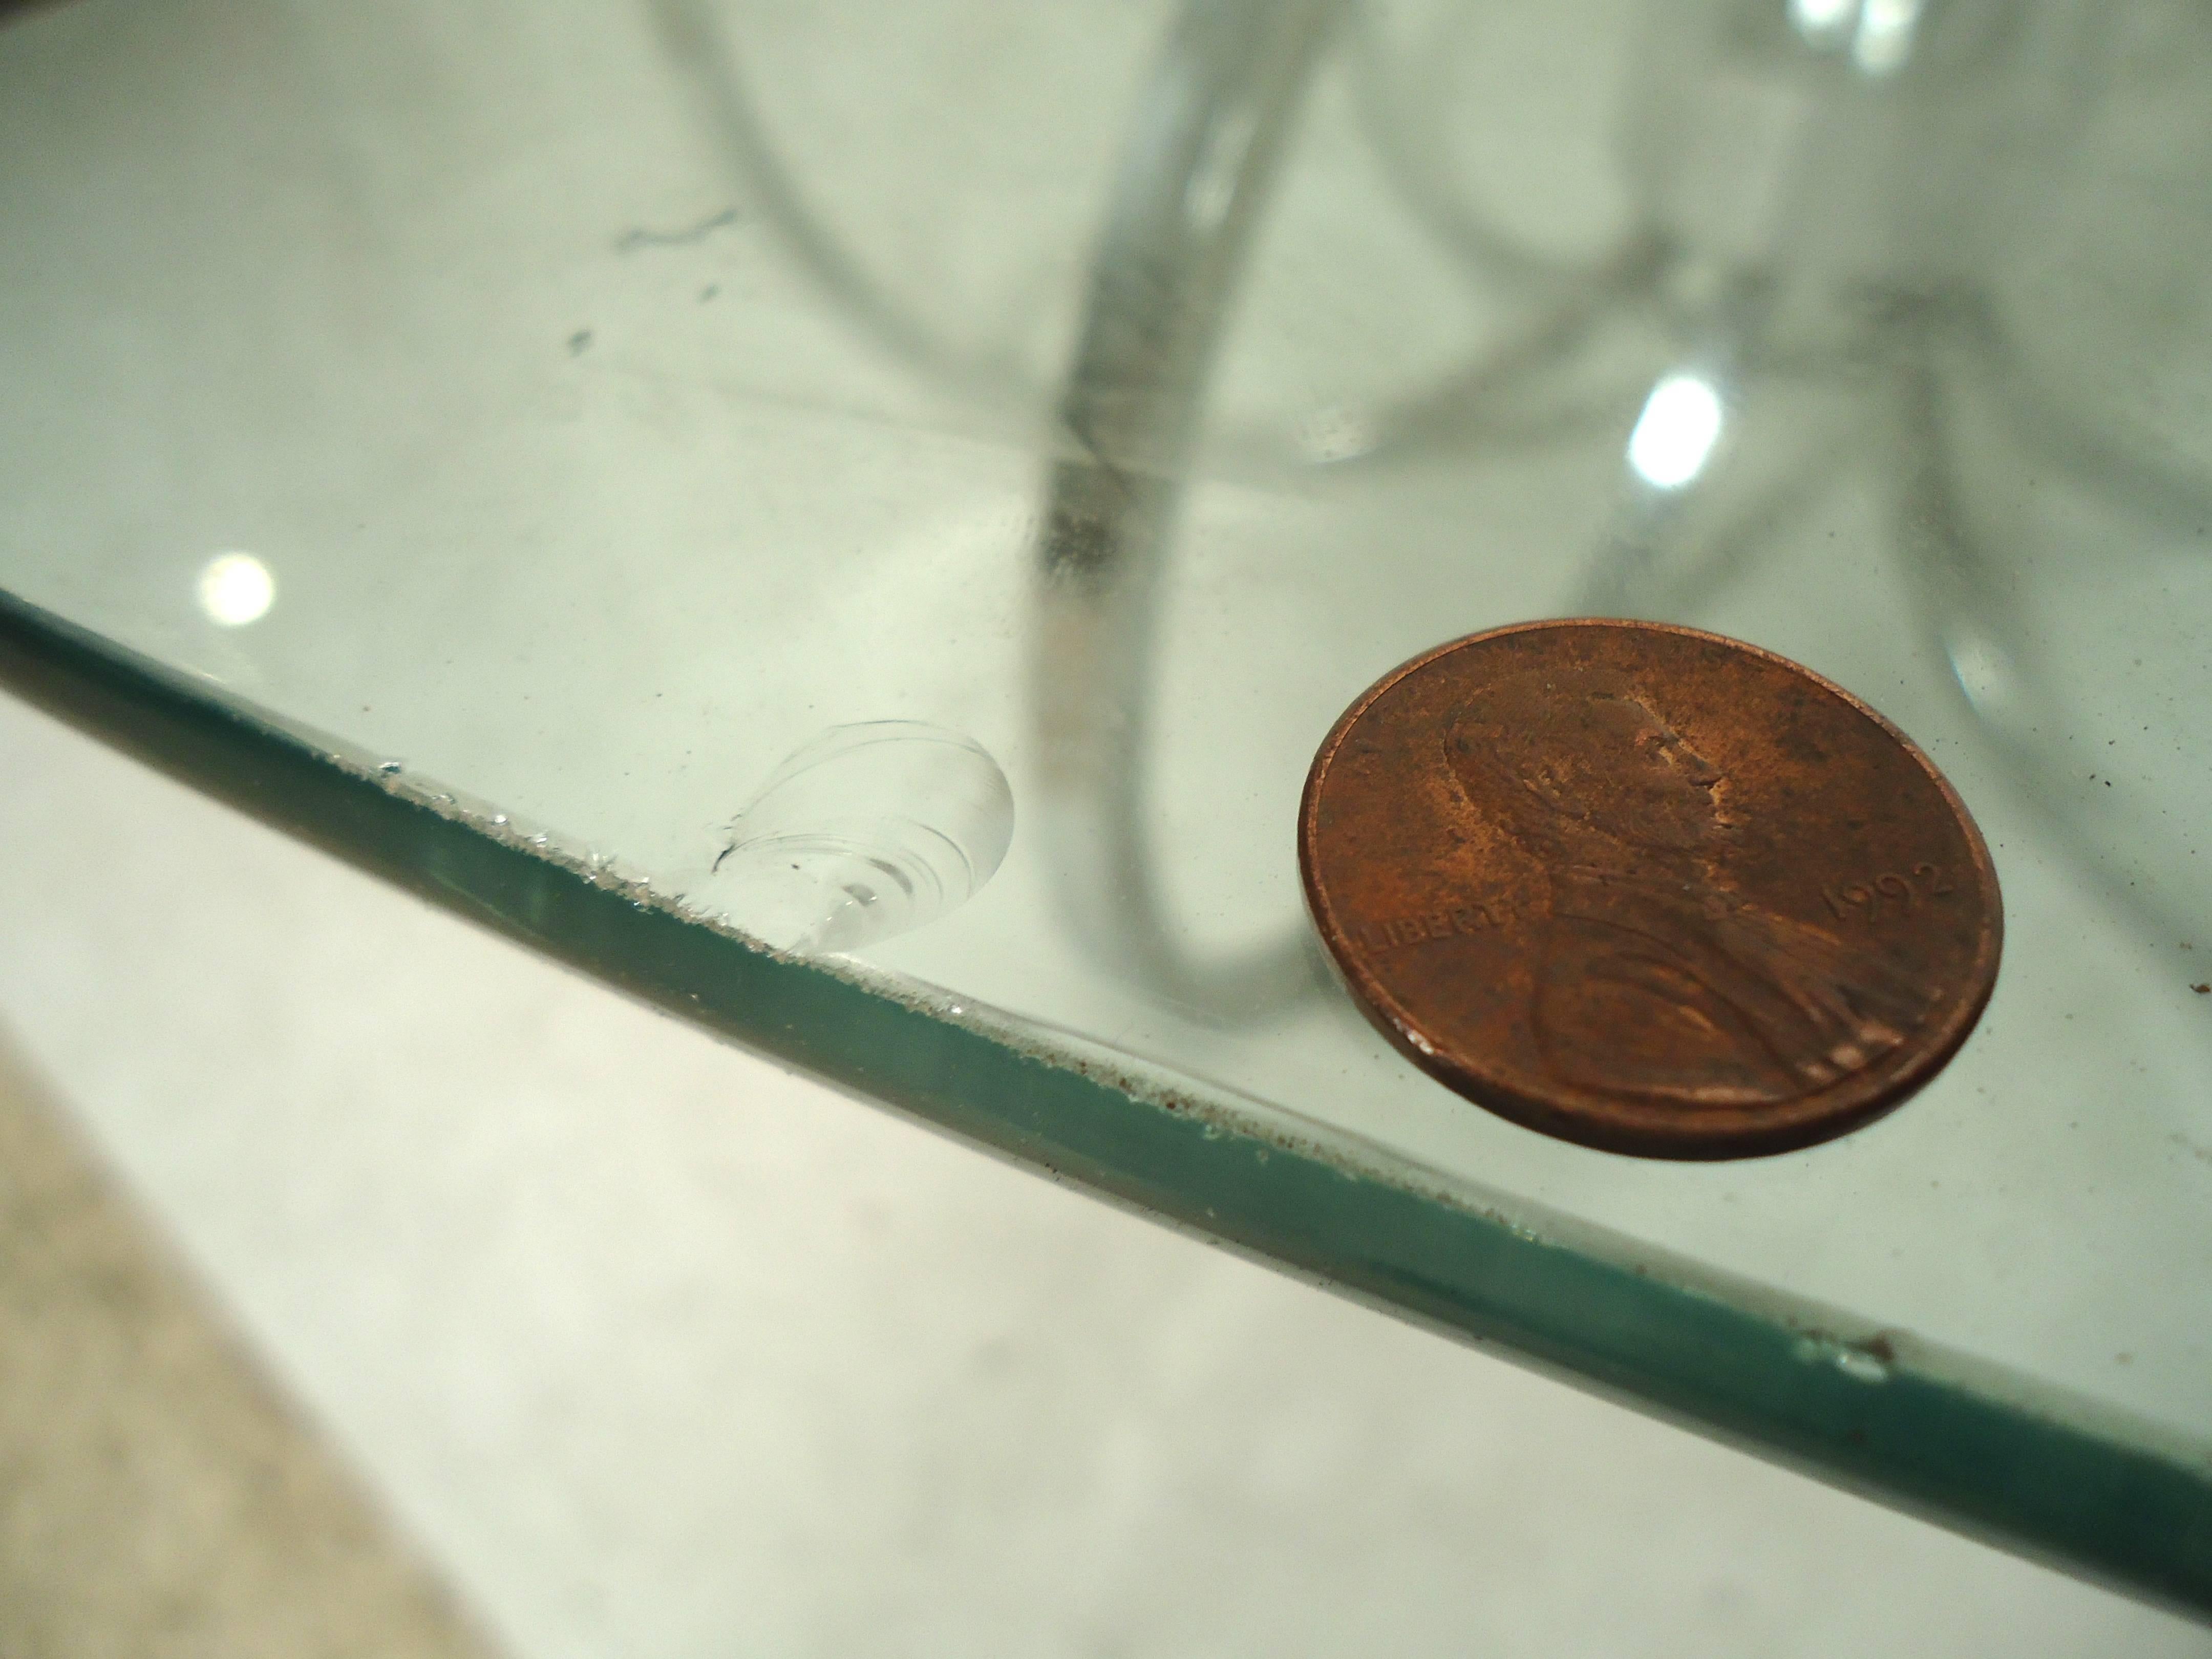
[3,691,2204,1658]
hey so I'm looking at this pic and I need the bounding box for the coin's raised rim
[1298,618,2005,1160]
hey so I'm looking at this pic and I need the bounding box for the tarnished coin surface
[1298,620,2002,1159]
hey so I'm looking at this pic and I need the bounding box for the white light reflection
[1627,373,1726,491]
[1945,629,2020,716]
[197,551,275,627]
[1788,0,1856,48]
[1182,106,1259,231]
[1852,0,1923,76]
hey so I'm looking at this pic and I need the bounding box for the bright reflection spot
[197,551,274,627]
[1627,373,1725,491]
[1945,630,2018,715]
[1182,106,1258,231]
[1789,0,1855,47]
[1852,0,1922,76]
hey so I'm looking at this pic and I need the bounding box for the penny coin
[1298,620,2003,1159]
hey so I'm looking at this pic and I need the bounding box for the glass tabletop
[5,0,2209,1611]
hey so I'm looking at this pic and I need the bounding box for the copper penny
[1299,620,2003,1159]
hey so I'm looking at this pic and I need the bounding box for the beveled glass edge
[4,584,2206,1617]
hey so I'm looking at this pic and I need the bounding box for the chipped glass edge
[3,583,2207,1620]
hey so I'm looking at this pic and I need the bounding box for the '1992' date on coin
[1823,863,1954,923]
[1299,620,2003,1160]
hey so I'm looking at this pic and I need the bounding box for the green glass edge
[3,587,2206,1615]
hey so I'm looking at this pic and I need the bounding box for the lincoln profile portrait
[1444,666,1933,1107]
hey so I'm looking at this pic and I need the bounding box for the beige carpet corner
[0,1034,502,1659]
